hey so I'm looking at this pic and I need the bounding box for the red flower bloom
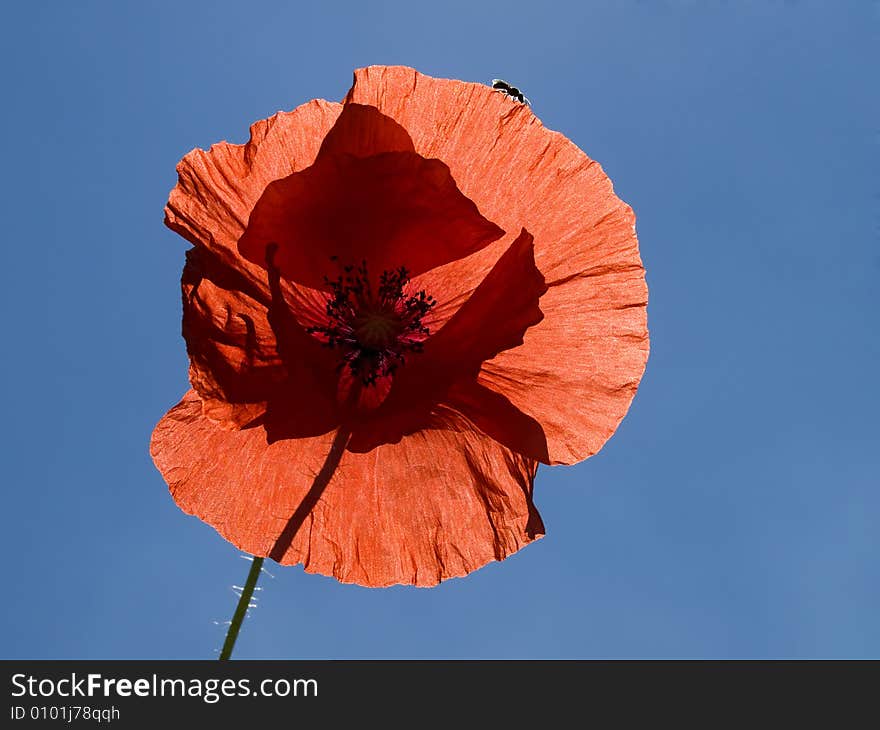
[151,66,649,587]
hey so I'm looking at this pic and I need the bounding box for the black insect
[491,79,530,105]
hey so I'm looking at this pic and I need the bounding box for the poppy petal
[480,269,649,464]
[316,102,415,158]
[151,391,544,587]
[346,66,640,284]
[346,66,649,463]
[442,380,550,463]
[181,248,282,428]
[238,148,504,290]
[181,246,341,435]
[419,229,546,369]
[258,248,343,440]
[165,99,342,294]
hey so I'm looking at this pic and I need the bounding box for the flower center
[308,261,436,385]
[353,309,399,348]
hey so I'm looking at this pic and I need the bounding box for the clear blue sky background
[2,1,876,659]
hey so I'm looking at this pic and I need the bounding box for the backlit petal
[165,99,342,295]
[151,391,544,587]
[182,246,340,435]
[238,104,504,290]
[345,66,649,463]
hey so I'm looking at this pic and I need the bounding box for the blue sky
[2,0,877,658]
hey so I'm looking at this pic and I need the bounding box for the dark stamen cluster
[307,260,436,385]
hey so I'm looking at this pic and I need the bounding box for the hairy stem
[219,556,264,661]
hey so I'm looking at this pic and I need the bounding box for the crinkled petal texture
[167,100,345,430]
[165,99,343,295]
[347,66,649,464]
[154,67,649,587]
[238,108,504,290]
[152,391,543,587]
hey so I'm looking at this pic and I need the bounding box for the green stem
[218,556,264,661]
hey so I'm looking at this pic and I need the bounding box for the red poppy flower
[151,66,649,587]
